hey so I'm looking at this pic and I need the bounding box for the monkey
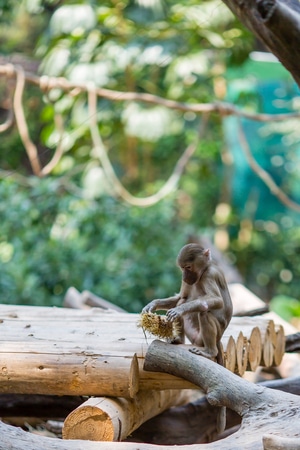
[142,243,233,361]
[142,243,233,434]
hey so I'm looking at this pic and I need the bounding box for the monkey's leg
[189,313,219,359]
[188,315,227,433]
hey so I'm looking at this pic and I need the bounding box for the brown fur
[142,243,233,433]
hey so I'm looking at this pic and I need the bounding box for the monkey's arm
[166,281,224,321]
[142,294,181,313]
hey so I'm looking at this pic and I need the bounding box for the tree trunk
[220,0,300,87]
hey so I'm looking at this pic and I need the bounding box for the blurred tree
[1,0,300,316]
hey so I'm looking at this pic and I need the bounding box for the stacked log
[0,305,285,393]
[0,295,286,443]
[0,305,284,398]
[223,317,285,376]
[62,389,197,442]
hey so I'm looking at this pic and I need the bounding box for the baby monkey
[142,243,233,362]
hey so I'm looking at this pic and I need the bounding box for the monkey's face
[182,267,198,285]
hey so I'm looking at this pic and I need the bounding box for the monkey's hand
[166,306,184,322]
[142,300,159,314]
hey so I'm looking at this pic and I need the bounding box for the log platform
[0,284,285,399]
[0,283,288,445]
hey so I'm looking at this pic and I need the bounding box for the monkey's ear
[204,248,211,260]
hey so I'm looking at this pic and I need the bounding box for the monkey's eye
[185,265,192,271]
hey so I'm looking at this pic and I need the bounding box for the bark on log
[220,0,300,87]
[129,375,300,445]
[0,351,140,398]
[286,332,300,353]
[128,396,240,445]
[263,434,300,450]
[142,340,300,449]
[1,350,300,449]
[2,378,299,445]
[62,390,197,442]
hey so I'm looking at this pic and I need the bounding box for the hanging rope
[87,85,209,207]
[0,64,15,133]
[12,66,65,177]
[1,63,300,210]
[237,117,300,213]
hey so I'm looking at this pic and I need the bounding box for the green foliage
[226,213,300,304]
[33,0,253,193]
[3,0,300,317]
[270,295,300,322]
[0,178,186,311]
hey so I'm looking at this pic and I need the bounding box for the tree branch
[220,0,300,87]
[143,340,300,449]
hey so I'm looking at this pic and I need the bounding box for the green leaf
[270,295,300,321]
[122,103,182,141]
[50,5,96,37]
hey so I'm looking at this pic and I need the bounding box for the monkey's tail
[216,340,226,434]
[216,340,223,366]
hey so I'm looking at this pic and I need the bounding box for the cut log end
[63,406,115,441]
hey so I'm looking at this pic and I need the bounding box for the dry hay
[138,312,181,342]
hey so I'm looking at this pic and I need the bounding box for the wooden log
[0,373,300,449]
[235,331,248,376]
[247,327,262,372]
[229,283,266,316]
[128,394,240,445]
[2,376,300,445]
[63,287,90,310]
[0,304,286,397]
[130,375,300,445]
[143,340,300,450]
[81,290,127,312]
[0,352,140,398]
[222,335,236,373]
[233,306,269,317]
[260,328,274,367]
[274,325,285,366]
[62,389,196,442]
[1,376,300,422]
[231,316,285,369]
[286,332,300,353]
[263,434,300,450]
